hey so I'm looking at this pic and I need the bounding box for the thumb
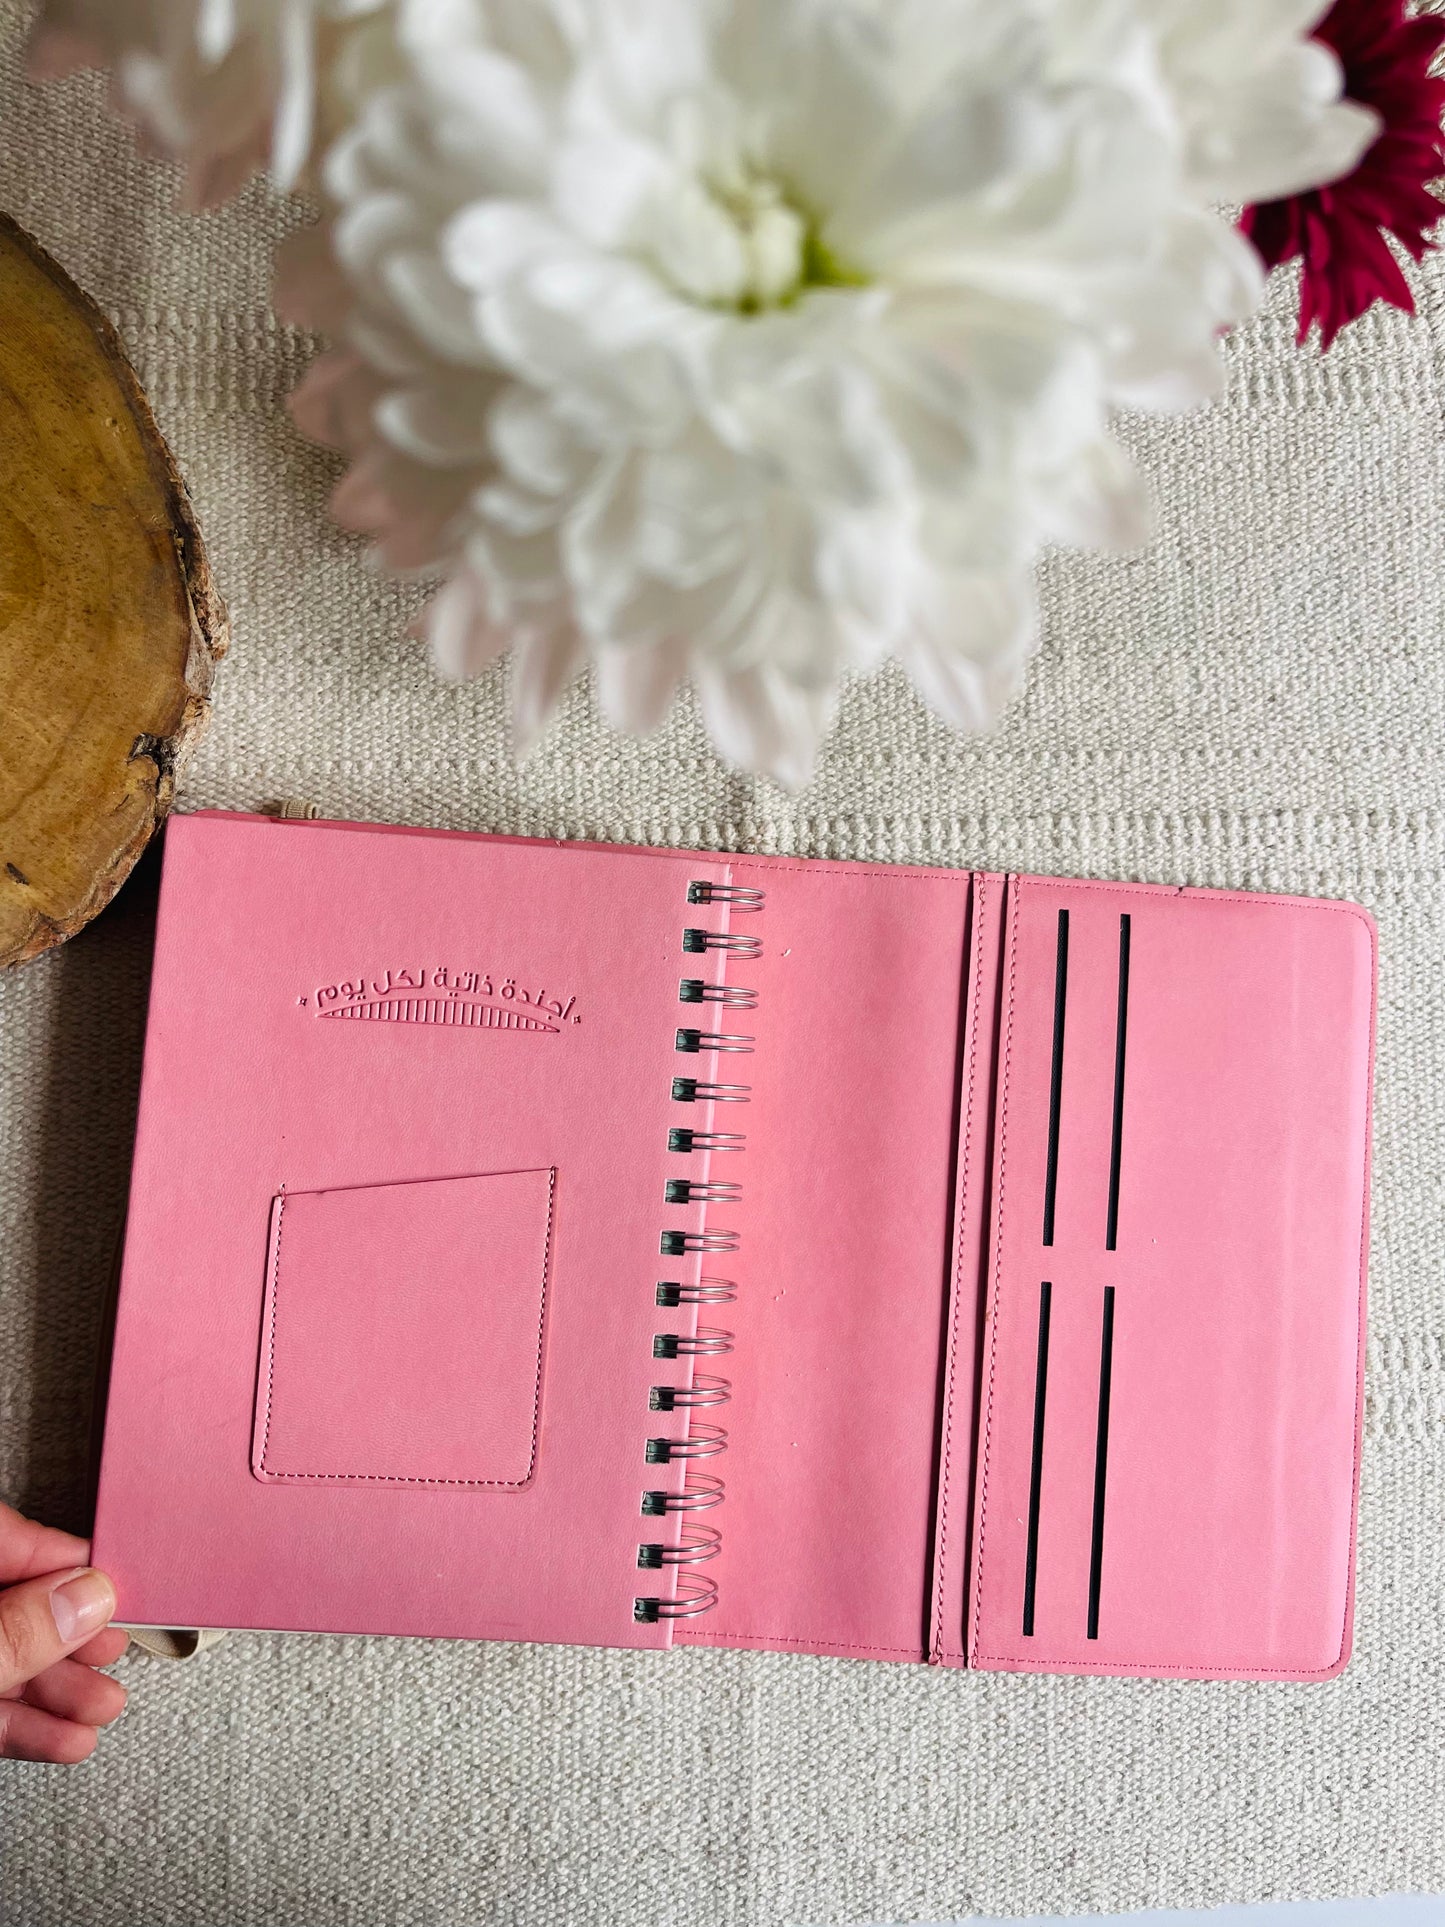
[0,1567,117,1693]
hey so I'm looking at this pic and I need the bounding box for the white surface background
[3,1,1445,1923]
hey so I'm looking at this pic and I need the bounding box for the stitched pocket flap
[252,1168,555,1489]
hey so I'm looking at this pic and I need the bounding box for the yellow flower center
[710,174,868,313]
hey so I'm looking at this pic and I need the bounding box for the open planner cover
[91,810,1376,1681]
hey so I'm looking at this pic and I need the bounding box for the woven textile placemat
[2,5,1443,1922]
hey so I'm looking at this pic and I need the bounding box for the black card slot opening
[1022,1279,1052,1637]
[1105,915,1131,1253]
[1086,1285,1116,1640]
[1042,910,1068,1246]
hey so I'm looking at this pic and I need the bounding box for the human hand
[0,1501,128,1762]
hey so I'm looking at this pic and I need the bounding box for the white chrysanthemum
[1135,0,1379,203]
[30,0,392,205]
[271,0,1374,783]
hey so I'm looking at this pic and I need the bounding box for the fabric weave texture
[1,3,1443,1922]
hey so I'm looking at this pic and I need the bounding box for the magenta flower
[1244,0,1445,349]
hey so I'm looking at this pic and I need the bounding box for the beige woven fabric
[3,4,1444,1922]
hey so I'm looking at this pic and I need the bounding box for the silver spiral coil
[653,1327,734,1359]
[650,1373,731,1410]
[668,1129,746,1153]
[659,1227,740,1256]
[679,979,757,1009]
[645,1422,727,1464]
[664,1178,741,1204]
[640,1471,725,1515]
[670,1078,749,1104]
[674,1029,753,1055]
[655,1277,737,1307]
[682,928,763,959]
[687,882,764,910]
[637,1524,722,1568]
[633,1575,720,1622]
[636,876,763,1628]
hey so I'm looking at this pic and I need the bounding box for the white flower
[261,0,1376,783]
[30,0,392,205]
[1135,0,1380,203]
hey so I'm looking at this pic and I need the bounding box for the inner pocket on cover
[251,1167,555,1489]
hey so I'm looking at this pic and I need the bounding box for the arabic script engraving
[299,966,581,1034]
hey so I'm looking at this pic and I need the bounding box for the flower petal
[899,567,1037,735]
[510,624,588,755]
[595,639,688,735]
[694,662,834,789]
[288,350,386,454]
[423,568,511,681]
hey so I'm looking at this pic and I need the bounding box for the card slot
[1021,1278,1052,1639]
[1041,908,1069,1248]
[1105,916,1131,1253]
[1086,1284,1116,1640]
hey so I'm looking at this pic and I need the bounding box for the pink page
[676,854,973,1663]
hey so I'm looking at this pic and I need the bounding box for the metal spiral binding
[671,1077,749,1103]
[674,1028,753,1055]
[634,1574,719,1621]
[645,1421,727,1463]
[679,980,757,1009]
[655,1277,737,1306]
[653,1327,734,1358]
[638,1524,722,1566]
[636,873,764,1626]
[668,1129,745,1153]
[650,1373,731,1408]
[664,1178,741,1204]
[641,1471,724,1514]
[660,1227,740,1256]
[682,929,763,958]
[687,882,764,910]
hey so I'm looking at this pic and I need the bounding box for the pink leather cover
[92,816,1374,1679]
[954,877,1375,1680]
[93,814,738,1647]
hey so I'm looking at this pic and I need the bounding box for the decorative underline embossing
[317,997,559,1032]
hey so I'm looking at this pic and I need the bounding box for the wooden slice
[0,213,228,968]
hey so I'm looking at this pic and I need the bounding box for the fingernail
[50,1569,116,1644]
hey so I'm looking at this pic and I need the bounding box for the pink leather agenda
[93,815,1374,1679]
[252,1169,556,1488]
[964,877,1374,1680]
[93,816,737,1645]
